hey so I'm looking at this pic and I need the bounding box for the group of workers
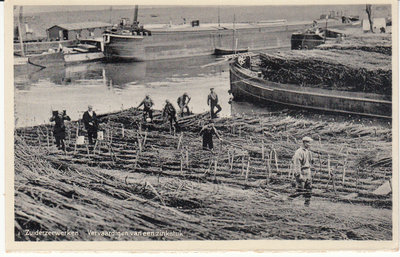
[49,105,99,151]
[49,88,315,207]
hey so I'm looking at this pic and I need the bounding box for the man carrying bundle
[82,105,99,145]
[289,136,314,206]
[177,92,191,117]
[50,110,71,151]
[137,94,154,122]
[207,88,222,119]
[199,120,221,151]
[163,100,179,133]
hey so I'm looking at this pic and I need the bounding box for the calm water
[14,56,248,127]
[14,5,392,127]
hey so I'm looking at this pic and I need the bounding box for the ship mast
[232,14,236,53]
[133,5,139,27]
[18,6,25,57]
[218,6,220,27]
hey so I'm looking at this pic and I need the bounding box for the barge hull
[229,63,392,119]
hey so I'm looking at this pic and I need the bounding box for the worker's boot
[304,198,310,207]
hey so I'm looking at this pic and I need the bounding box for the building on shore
[46,21,112,41]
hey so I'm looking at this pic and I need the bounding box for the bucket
[97,131,104,140]
[76,136,85,145]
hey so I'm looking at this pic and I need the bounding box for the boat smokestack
[133,5,139,25]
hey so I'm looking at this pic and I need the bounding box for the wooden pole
[18,6,25,57]
[261,140,264,160]
[245,159,250,182]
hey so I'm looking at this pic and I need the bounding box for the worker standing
[199,120,221,151]
[207,88,222,119]
[163,100,179,133]
[82,105,99,145]
[50,110,71,151]
[289,136,314,206]
[177,92,191,117]
[137,95,154,122]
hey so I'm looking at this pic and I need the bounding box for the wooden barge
[229,57,392,119]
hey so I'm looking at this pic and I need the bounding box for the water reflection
[14,55,230,128]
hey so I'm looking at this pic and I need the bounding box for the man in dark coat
[207,88,222,119]
[163,100,179,133]
[82,105,99,145]
[50,110,71,151]
[199,120,221,151]
[137,95,154,122]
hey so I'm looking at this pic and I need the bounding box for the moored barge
[229,55,392,119]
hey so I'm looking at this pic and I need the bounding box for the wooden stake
[230,150,234,171]
[273,148,279,175]
[180,152,183,175]
[241,155,245,175]
[177,133,182,150]
[245,159,250,182]
[143,131,148,148]
[121,124,125,138]
[45,127,50,147]
[214,156,218,180]
[342,149,348,185]
[261,140,264,160]
[268,151,272,178]
[185,149,189,168]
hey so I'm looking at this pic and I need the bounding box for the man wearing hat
[207,88,222,119]
[82,105,99,145]
[177,92,191,117]
[289,136,314,206]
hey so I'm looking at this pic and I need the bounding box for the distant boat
[214,47,248,55]
[27,38,104,67]
[213,13,248,56]
[102,5,358,61]
[291,27,345,50]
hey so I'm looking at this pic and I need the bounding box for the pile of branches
[318,44,392,56]
[259,49,391,95]
[14,109,393,241]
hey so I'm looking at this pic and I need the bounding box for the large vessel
[229,54,391,119]
[103,6,360,61]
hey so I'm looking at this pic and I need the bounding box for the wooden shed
[46,22,112,41]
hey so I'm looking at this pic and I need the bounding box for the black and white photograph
[5,0,398,252]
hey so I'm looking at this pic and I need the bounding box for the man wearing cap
[289,136,314,206]
[207,88,222,119]
[82,105,99,145]
[177,93,191,117]
[199,120,221,151]
[137,95,154,122]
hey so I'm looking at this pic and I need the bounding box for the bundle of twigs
[259,49,391,95]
